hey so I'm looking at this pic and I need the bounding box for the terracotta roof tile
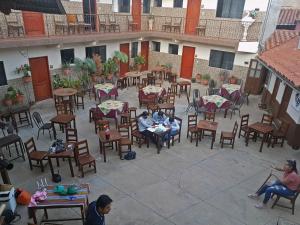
[277,8,300,25]
[265,30,299,50]
[259,36,300,87]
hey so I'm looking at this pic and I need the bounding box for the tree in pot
[61,62,71,76]
[134,55,145,72]
[201,74,210,85]
[103,58,118,81]
[113,51,128,64]
[15,64,32,83]
[74,57,96,82]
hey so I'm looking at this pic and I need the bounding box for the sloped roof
[259,35,300,88]
[0,0,65,15]
[264,30,299,50]
[277,8,300,25]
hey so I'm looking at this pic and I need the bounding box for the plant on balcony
[134,55,145,71]
[3,86,17,106]
[62,62,72,76]
[15,64,32,83]
[201,74,210,85]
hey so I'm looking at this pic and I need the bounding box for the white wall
[98,0,113,3]
[276,81,285,103]
[267,72,276,93]
[287,89,300,124]
[162,0,187,8]
[201,0,269,11]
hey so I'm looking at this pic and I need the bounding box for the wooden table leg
[19,140,25,161]
[29,208,37,224]
[52,122,57,140]
[48,157,54,178]
[260,133,266,152]
[68,157,74,177]
[73,118,76,129]
[103,143,107,162]
[245,129,250,146]
[211,131,215,149]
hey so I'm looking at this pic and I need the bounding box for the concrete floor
[5,81,300,225]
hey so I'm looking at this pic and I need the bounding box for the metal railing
[0,12,262,42]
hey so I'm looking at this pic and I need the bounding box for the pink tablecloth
[220,84,241,101]
[198,95,231,112]
[97,87,118,99]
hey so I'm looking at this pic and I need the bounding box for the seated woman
[248,160,300,209]
[138,111,156,143]
[163,117,179,146]
[152,111,166,124]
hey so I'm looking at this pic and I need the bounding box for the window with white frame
[152,41,161,52]
[216,0,245,19]
[168,44,179,55]
[209,50,235,70]
[174,0,183,8]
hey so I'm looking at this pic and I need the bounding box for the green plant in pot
[103,58,118,80]
[3,86,17,106]
[201,74,210,85]
[62,62,71,76]
[74,58,96,80]
[16,89,24,104]
[15,64,32,83]
[113,51,128,64]
[134,55,145,71]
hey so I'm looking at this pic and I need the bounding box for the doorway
[120,43,130,76]
[180,46,195,79]
[29,57,52,101]
[141,41,149,71]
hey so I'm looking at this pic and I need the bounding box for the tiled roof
[277,8,300,25]
[264,30,299,50]
[259,35,300,87]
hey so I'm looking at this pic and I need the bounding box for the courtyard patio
[3,81,300,225]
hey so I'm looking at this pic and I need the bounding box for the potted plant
[219,70,229,82]
[113,51,128,64]
[195,73,202,83]
[16,89,24,104]
[15,64,32,83]
[3,86,17,106]
[201,74,210,85]
[62,62,71,76]
[74,57,96,81]
[92,54,103,81]
[103,58,118,80]
[249,9,258,19]
[148,14,154,31]
[229,75,237,84]
[134,55,145,72]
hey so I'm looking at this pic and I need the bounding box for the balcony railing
[0,12,262,42]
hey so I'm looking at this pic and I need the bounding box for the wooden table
[50,114,76,139]
[48,146,75,177]
[246,122,273,152]
[53,88,77,107]
[125,71,143,86]
[28,183,89,224]
[0,134,25,161]
[177,80,191,98]
[148,127,171,154]
[158,103,175,116]
[98,129,121,162]
[196,120,218,149]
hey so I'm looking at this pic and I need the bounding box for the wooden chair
[98,14,108,32]
[76,90,85,109]
[167,94,176,105]
[75,140,96,177]
[195,24,206,36]
[127,15,138,31]
[95,119,110,134]
[204,111,215,122]
[54,15,68,35]
[261,114,273,125]
[171,116,182,145]
[172,17,182,33]
[32,112,53,140]
[271,185,300,215]
[170,83,178,95]
[162,17,172,32]
[5,13,24,37]
[238,114,254,138]
[66,14,78,34]
[118,124,132,159]
[220,121,239,149]
[187,114,198,143]
[66,128,78,144]
[268,120,289,147]
[131,119,149,148]
[108,14,120,32]
[24,138,48,172]
[147,104,159,115]
[77,14,92,33]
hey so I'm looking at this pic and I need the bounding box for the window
[86,46,106,62]
[152,41,160,52]
[216,0,245,19]
[60,49,75,64]
[209,50,235,70]
[173,0,183,8]
[154,0,162,7]
[118,0,130,13]
[0,61,7,86]
[168,44,179,55]
[143,0,151,13]
[131,42,138,58]
[248,59,262,78]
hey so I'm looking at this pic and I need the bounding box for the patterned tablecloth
[95,83,115,94]
[200,95,230,111]
[220,84,241,101]
[222,84,241,94]
[143,85,163,95]
[98,100,124,115]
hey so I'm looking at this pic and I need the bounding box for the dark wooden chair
[162,17,172,32]
[54,15,68,35]
[66,128,78,144]
[32,112,53,140]
[108,14,120,32]
[261,114,273,125]
[238,114,254,138]
[75,139,96,177]
[204,111,215,122]
[166,94,176,105]
[95,119,110,134]
[118,124,132,159]
[76,90,85,109]
[171,116,182,145]
[268,120,289,147]
[77,14,92,33]
[131,119,149,148]
[5,13,24,37]
[172,17,182,33]
[127,15,138,31]
[187,114,198,143]
[271,185,300,215]
[98,14,108,32]
[220,121,239,149]
[24,138,48,172]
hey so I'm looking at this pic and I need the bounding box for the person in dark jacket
[85,195,112,225]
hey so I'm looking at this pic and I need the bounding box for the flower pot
[91,74,97,82]
[63,68,71,76]
[137,64,142,72]
[201,79,209,85]
[229,78,237,84]
[195,74,201,83]
[16,95,24,104]
[3,99,13,106]
[22,76,32,83]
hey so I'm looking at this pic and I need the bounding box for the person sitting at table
[85,194,113,225]
[138,111,156,143]
[163,116,179,145]
[152,111,166,124]
[248,160,300,209]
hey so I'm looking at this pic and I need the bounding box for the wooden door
[278,85,293,122]
[119,43,130,76]
[270,78,280,118]
[132,0,141,30]
[141,41,149,71]
[185,0,201,34]
[180,46,195,79]
[29,57,52,101]
[244,59,266,95]
[22,11,45,36]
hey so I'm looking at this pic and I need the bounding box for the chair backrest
[188,114,197,127]
[147,104,159,115]
[173,17,182,25]
[204,111,215,122]
[67,14,77,24]
[54,15,66,23]
[165,17,171,24]
[131,119,138,132]
[24,137,37,156]
[5,13,20,24]
[99,14,107,23]
[170,83,177,94]
[240,114,249,127]
[193,89,200,99]
[118,124,130,139]
[128,15,134,22]
[32,112,44,128]
[261,114,272,125]
[109,14,116,23]
[66,128,78,143]
[75,139,90,159]
[167,94,176,104]
[233,121,239,136]
[96,120,110,133]
[77,14,85,23]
